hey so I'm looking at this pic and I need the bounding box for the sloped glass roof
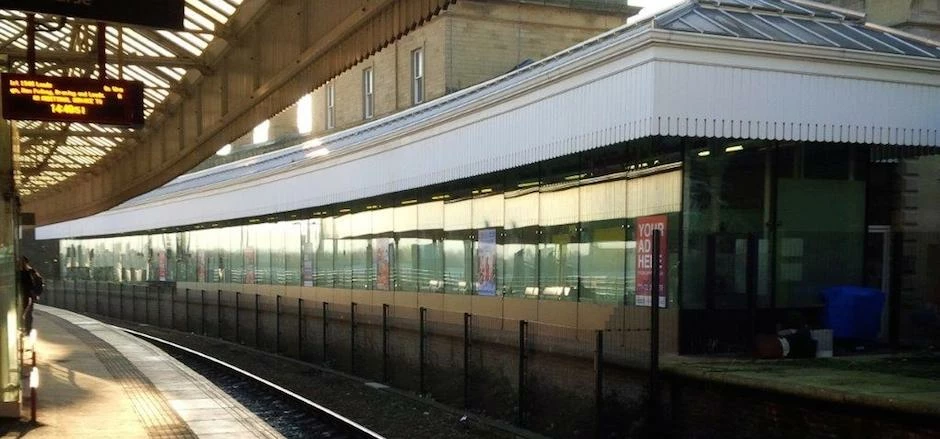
[0,0,244,195]
[656,0,940,58]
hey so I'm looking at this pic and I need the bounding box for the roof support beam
[24,0,457,226]
[4,48,204,68]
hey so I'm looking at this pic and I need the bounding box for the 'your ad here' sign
[635,215,667,308]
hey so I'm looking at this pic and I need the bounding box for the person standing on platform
[19,256,42,333]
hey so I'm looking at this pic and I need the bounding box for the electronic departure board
[1,73,145,127]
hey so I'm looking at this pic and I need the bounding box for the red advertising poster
[374,238,391,290]
[635,215,667,308]
[158,251,167,281]
[245,247,256,284]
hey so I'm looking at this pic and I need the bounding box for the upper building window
[412,48,424,105]
[363,67,374,119]
[326,82,335,129]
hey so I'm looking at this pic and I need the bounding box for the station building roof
[38,0,940,239]
[1,1,244,195]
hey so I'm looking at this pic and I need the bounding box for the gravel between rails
[101,317,526,439]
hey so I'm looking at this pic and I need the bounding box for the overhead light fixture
[725,145,744,153]
[564,173,587,181]
[401,199,418,205]
[431,194,451,200]
[339,208,351,213]
[517,181,539,188]
[697,150,711,157]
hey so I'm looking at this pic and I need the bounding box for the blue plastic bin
[822,286,885,341]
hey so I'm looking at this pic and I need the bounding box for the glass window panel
[444,199,473,294]
[334,214,353,289]
[418,201,444,292]
[315,218,335,287]
[395,201,419,291]
[350,211,372,290]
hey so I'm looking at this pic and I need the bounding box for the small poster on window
[374,238,391,290]
[635,215,667,308]
[477,229,497,296]
[245,247,256,284]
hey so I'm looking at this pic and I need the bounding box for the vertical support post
[649,229,661,434]
[217,290,223,339]
[705,234,716,310]
[254,294,260,348]
[276,295,281,354]
[889,232,903,351]
[95,282,100,314]
[235,292,241,344]
[107,283,111,317]
[746,234,759,351]
[26,14,36,75]
[595,330,604,436]
[419,307,427,395]
[518,319,528,427]
[96,22,107,79]
[298,298,304,359]
[120,284,125,320]
[201,290,207,336]
[464,312,471,409]
[130,284,136,321]
[322,302,328,363]
[350,302,357,375]
[382,304,389,383]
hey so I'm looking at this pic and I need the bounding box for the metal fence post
[131,284,136,321]
[217,290,223,339]
[649,229,661,434]
[420,307,427,395]
[201,290,207,336]
[276,295,281,354]
[464,312,471,409]
[595,329,604,436]
[518,319,528,427]
[255,293,261,348]
[382,304,389,383]
[298,298,304,359]
[350,302,357,375]
[322,302,328,363]
[235,292,241,344]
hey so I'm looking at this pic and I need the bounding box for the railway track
[120,327,385,439]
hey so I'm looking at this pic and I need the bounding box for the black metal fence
[44,277,664,437]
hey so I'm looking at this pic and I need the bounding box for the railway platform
[1,305,283,439]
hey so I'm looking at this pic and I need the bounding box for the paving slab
[0,306,284,439]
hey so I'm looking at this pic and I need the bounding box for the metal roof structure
[101,0,940,215]
[657,0,940,58]
[1,0,244,195]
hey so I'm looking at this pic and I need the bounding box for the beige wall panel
[502,297,538,322]
[470,295,503,318]
[283,285,303,299]
[394,291,419,308]
[417,292,444,310]
[577,302,618,330]
[536,300,579,327]
[443,294,472,314]
[350,290,374,306]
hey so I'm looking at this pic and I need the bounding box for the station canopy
[0,0,244,196]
